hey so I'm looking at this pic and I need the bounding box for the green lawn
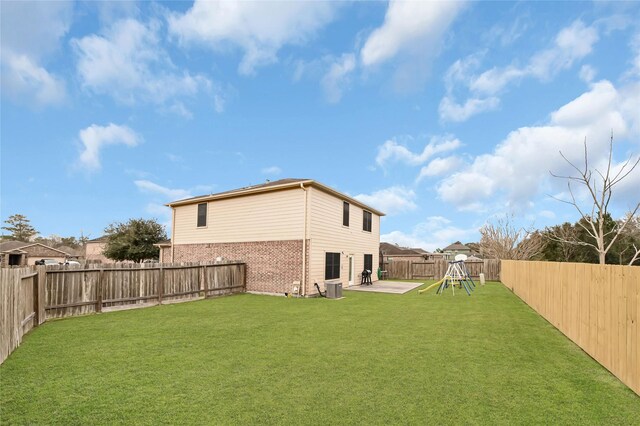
[1,282,638,425]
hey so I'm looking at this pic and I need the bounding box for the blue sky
[1,1,639,250]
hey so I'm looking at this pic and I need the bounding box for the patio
[345,280,424,294]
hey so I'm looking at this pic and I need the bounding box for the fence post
[32,272,39,326]
[243,264,247,292]
[158,266,164,305]
[36,266,46,325]
[201,265,207,299]
[96,269,103,313]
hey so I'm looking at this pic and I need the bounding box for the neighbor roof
[0,241,71,256]
[167,178,385,216]
[443,241,470,251]
[0,241,30,252]
[87,236,108,243]
[380,242,426,256]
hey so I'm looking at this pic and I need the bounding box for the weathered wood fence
[501,260,639,396]
[0,268,40,364]
[0,262,246,364]
[382,259,500,281]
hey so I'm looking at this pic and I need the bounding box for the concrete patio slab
[344,280,423,294]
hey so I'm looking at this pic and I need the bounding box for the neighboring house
[380,242,428,263]
[0,241,71,266]
[164,178,384,296]
[155,240,171,262]
[442,241,473,260]
[55,245,83,260]
[379,242,442,263]
[84,236,109,263]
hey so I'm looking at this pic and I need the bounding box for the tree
[2,214,38,241]
[479,216,544,260]
[550,135,639,264]
[614,212,640,265]
[103,218,167,262]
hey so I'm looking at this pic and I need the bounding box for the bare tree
[479,216,544,260]
[547,223,580,261]
[550,135,640,264]
[617,212,640,266]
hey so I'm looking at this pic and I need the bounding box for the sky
[1,0,639,250]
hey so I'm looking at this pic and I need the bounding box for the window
[325,252,340,280]
[343,201,349,226]
[363,210,372,232]
[364,254,373,272]
[197,203,207,227]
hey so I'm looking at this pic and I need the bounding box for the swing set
[418,254,476,296]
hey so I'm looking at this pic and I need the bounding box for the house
[163,178,384,296]
[379,242,442,264]
[380,242,428,263]
[442,241,472,260]
[0,241,71,266]
[84,236,110,263]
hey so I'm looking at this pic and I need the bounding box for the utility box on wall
[325,282,343,299]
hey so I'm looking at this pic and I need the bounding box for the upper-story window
[343,201,349,227]
[197,203,207,227]
[363,210,372,232]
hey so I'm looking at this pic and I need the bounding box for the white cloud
[438,96,500,122]
[213,93,226,113]
[261,166,282,175]
[1,53,66,106]
[134,180,192,200]
[78,123,141,171]
[321,53,356,103]
[416,156,463,182]
[436,79,640,211]
[382,216,476,252]
[441,20,601,122]
[579,65,597,83]
[168,1,337,75]
[360,1,464,67]
[72,18,212,109]
[0,1,72,106]
[627,32,640,79]
[354,186,417,216]
[375,136,462,168]
[359,1,465,92]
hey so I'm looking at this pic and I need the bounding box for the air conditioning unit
[325,282,343,299]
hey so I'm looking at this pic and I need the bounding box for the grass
[1,281,639,425]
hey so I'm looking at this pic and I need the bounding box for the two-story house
[163,178,384,296]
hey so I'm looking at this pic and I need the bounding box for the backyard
[1,281,638,424]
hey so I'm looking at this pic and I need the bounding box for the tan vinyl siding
[173,188,305,244]
[307,187,380,288]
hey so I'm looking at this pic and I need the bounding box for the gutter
[171,206,176,262]
[300,183,308,297]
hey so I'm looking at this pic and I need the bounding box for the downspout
[300,183,308,297]
[170,206,176,263]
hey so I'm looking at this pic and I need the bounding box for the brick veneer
[172,240,309,294]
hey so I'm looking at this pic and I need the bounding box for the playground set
[418,254,477,296]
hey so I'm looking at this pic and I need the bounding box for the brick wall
[172,240,308,294]
[85,242,110,263]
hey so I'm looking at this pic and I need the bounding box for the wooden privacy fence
[0,268,41,364]
[383,259,500,281]
[1,261,246,364]
[501,260,639,396]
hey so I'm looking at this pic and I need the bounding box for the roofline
[3,243,72,256]
[166,179,386,216]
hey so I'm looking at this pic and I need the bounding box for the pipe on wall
[300,183,308,297]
